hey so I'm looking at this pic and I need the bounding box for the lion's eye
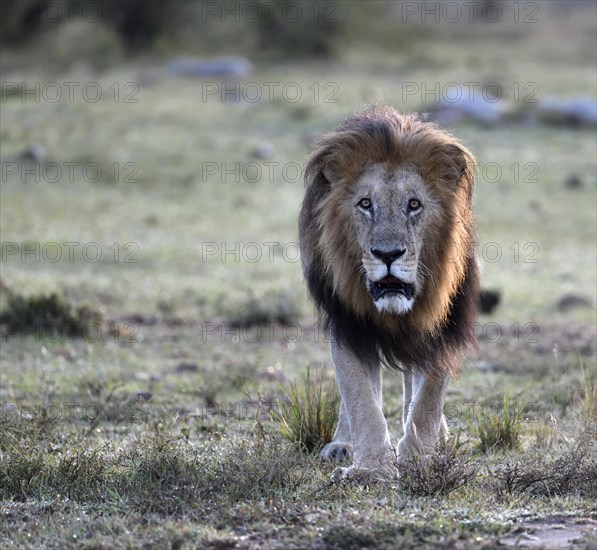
[408,198,422,211]
[358,198,372,210]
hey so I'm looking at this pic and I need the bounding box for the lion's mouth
[369,276,415,301]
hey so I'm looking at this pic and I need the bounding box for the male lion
[298,106,479,480]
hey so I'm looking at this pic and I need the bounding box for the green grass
[0,287,104,338]
[272,365,339,453]
[468,394,526,453]
[578,360,597,428]
[1,3,596,548]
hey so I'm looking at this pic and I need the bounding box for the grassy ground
[1,3,596,548]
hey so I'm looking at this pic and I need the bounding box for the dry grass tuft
[467,394,526,453]
[490,441,597,499]
[399,436,481,497]
[272,366,339,453]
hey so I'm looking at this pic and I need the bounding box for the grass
[216,287,302,328]
[468,394,526,453]
[490,443,597,500]
[399,436,481,497]
[272,366,339,453]
[578,360,597,428]
[1,2,596,548]
[0,288,104,338]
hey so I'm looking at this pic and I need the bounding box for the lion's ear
[445,144,475,175]
[321,161,338,184]
[445,143,476,198]
[305,140,338,186]
[312,149,342,186]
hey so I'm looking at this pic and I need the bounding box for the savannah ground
[1,1,596,548]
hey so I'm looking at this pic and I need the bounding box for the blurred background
[0,1,596,546]
[1,0,596,388]
[1,0,596,407]
[2,0,595,323]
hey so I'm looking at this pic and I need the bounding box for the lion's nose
[370,247,406,266]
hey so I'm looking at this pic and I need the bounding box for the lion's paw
[320,442,353,462]
[396,436,434,468]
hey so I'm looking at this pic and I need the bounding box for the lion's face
[352,162,441,315]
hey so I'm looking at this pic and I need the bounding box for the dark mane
[298,106,479,375]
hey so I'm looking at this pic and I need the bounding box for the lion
[298,106,479,480]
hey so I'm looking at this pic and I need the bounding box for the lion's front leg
[397,371,449,465]
[325,341,397,481]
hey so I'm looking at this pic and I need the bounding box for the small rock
[166,56,254,78]
[120,313,158,325]
[556,294,594,312]
[251,143,275,160]
[165,317,185,327]
[528,200,543,213]
[429,94,505,126]
[175,363,199,373]
[290,105,312,120]
[20,144,47,162]
[537,97,597,127]
[564,175,582,189]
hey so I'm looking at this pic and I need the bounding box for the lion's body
[298,107,479,478]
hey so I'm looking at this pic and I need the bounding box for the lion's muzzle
[369,276,415,301]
